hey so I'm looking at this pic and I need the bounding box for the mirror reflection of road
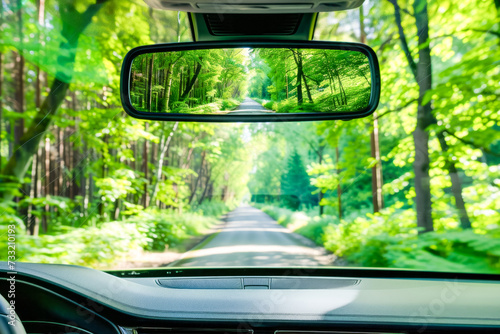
[229,97,274,114]
[169,205,330,267]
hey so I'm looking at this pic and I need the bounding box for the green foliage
[13,221,148,268]
[128,209,218,252]
[255,204,338,245]
[195,200,236,218]
[281,150,318,209]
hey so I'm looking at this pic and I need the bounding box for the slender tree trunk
[142,123,150,207]
[188,151,206,204]
[32,0,44,232]
[0,0,3,167]
[35,0,45,110]
[27,151,38,235]
[14,0,25,147]
[318,144,325,215]
[43,137,50,233]
[361,5,384,213]
[13,51,24,147]
[151,122,179,201]
[198,166,212,205]
[163,63,173,111]
[303,75,314,103]
[336,146,342,220]
[370,119,384,212]
[180,61,202,101]
[436,131,471,228]
[294,51,304,105]
[147,54,154,111]
[413,0,434,233]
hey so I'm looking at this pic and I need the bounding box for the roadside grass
[8,200,234,269]
[252,85,370,114]
[252,203,500,274]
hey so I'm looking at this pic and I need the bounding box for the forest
[248,48,371,114]
[129,48,371,114]
[0,0,499,272]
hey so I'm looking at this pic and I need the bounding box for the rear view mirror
[121,41,380,122]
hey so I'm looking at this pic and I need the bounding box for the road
[229,97,274,114]
[169,205,331,267]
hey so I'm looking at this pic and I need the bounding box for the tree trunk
[361,5,384,213]
[43,137,50,233]
[198,166,212,205]
[188,151,206,204]
[151,122,179,201]
[142,123,150,207]
[14,0,25,147]
[0,0,3,166]
[35,0,45,110]
[302,74,314,103]
[336,146,342,220]
[180,61,202,101]
[318,146,325,215]
[294,51,304,105]
[163,63,174,111]
[147,54,154,111]
[413,0,434,233]
[0,51,3,168]
[13,51,25,148]
[436,131,471,228]
[370,118,384,213]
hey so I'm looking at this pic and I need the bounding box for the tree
[1,0,106,201]
[389,0,471,231]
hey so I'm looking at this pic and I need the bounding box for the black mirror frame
[120,40,381,122]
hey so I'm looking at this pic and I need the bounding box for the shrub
[220,98,241,111]
[127,209,219,251]
[15,221,148,268]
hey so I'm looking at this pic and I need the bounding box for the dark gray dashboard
[1,262,500,333]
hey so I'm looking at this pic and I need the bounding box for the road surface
[169,205,331,267]
[229,97,274,114]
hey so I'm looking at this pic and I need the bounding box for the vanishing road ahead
[169,205,331,267]
[229,97,274,114]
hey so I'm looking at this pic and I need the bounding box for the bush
[127,209,219,251]
[220,98,241,111]
[263,101,276,110]
[322,206,417,266]
[6,206,226,267]
[255,204,337,246]
[195,200,236,218]
[14,221,148,268]
[321,205,500,273]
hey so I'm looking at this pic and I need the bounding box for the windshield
[1,0,499,274]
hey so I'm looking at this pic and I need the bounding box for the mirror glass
[129,48,372,115]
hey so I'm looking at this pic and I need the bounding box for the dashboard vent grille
[204,14,303,36]
[156,277,360,289]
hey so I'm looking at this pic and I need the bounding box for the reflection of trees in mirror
[249,48,371,114]
[131,49,247,114]
[130,48,371,114]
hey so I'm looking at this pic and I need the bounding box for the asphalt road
[169,205,330,267]
[229,97,274,114]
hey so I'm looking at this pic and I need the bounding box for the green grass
[5,201,235,269]
[253,203,500,274]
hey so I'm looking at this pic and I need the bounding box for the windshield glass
[1,0,499,274]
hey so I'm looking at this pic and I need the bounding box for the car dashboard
[1,263,500,334]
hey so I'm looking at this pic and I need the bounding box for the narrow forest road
[168,205,332,267]
[229,97,274,114]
